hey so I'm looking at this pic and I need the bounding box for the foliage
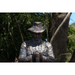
[0,13,50,61]
[66,24,75,62]
[67,25,75,53]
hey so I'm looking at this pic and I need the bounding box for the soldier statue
[18,22,55,62]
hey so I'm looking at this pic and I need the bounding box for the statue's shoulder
[21,40,31,47]
[45,41,52,48]
[21,41,27,48]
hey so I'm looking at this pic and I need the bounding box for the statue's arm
[18,42,32,62]
[42,43,55,62]
[18,55,32,62]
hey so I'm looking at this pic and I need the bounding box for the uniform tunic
[19,39,55,61]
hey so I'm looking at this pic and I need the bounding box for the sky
[69,12,75,25]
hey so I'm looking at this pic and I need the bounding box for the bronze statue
[18,22,55,62]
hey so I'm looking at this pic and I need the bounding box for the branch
[15,16,24,42]
[55,53,70,61]
[17,24,24,42]
[46,13,49,41]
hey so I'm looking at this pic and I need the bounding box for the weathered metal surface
[28,22,46,33]
[18,22,55,62]
[18,39,55,62]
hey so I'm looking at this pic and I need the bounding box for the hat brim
[28,25,46,33]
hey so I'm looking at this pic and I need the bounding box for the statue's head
[28,22,46,40]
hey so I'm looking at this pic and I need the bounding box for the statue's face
[32,33,42,40]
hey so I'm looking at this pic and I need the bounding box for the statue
[18,22,55,62]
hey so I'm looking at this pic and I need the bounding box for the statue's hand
[24,55,32,62]
[42,56,55,62]
[32,50,42,62]
[33,50,41,54]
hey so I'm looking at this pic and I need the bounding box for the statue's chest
[27,44,48,56]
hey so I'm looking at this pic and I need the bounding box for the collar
[32,38,42,45]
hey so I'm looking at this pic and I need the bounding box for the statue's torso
[23,39,54,57]
[19,38,55,60]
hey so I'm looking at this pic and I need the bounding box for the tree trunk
[50,13,71,62]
